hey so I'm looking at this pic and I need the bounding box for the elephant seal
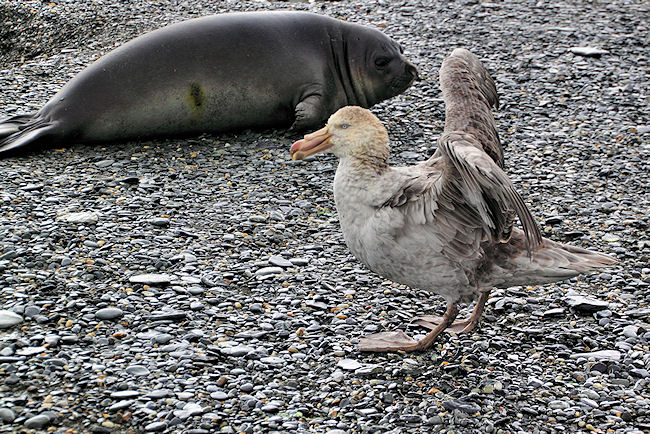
[0,11,417,156]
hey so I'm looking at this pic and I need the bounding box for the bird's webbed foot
[359,303,459,353]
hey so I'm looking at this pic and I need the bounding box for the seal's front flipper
[290,95,326,132]
[0,116,56,157]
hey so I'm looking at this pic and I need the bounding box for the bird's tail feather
[482,229,618,288]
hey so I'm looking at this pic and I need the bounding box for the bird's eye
[375,57,390,68]
[340,123,350,129]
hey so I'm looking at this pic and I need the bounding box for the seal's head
[341,24,418,107]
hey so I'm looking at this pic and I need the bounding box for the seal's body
[0,11,417,155]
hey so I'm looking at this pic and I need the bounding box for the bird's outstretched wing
[438,48,503,168]
[377,130,541,264]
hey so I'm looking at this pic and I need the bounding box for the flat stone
[234,330,267,339]
[268,255,293,268]
[16,346,46,356]
[337,359,362,371]
[549,400,570,409]
[289,258,309,266]
[144,421,167,432]
[355,364,385,376]
[110,390,140,399]
[566,296,609,312]
[222,345,254,357]
[543,307,565,317]
[126,365,150,376]
[129,273,172,286]
[174,402,203,419]
[146,389,171,399]
[569,46,608,57]
[0,310,23,329]
[545,216,563,225]
[622,325,639,338]
[240,382,254,393]
[255,266,283,276]
[527,377,544,388]
[306,300,328,310]
[150,311,187,321]
[108,400,134,411]
[57,211,99,224]
[442,399,481,414]
[260,356,285,366]
[210,391,228,400]
[580,398,598,408]
[20,183,43,191]
[571,350,621,362]
[96,307,123,320]
[95,159,115,167]
[23,414,51,429]
[150,217,170,227]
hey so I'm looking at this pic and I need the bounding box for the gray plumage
[290,48,617,351]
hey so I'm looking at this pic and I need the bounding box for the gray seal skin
[0,11,417,155]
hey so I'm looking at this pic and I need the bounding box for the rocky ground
[0,0,649,432]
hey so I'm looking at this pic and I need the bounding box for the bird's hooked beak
[290,126,333,160]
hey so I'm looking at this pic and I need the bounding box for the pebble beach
[0,0,649,432]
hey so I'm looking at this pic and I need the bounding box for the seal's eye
[339,123,351,130]
[375,57,390,68]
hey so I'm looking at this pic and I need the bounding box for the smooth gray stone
[57,211,99,224]
[126,365,150,376]
[108,400,134,411]
[95,159,115,167]
[110,390,140,399]
[0,408,15,423]
[0,310,23,329]
[24,414,51,429]
[146,389,171,399]
[16,346,46,356]
[268,255,293,268]
[548,400,570,409]
[442,399,481,414]
[95,307,123,320]
[150,311,186,321]
[571,350,621,362]
[144,421,167,432]
[129,273,172,285]
[569,46,608,57]
[566,296,609,312]
[622,325,639,338]
[337,359,362,371]
[210,391,228,400]
[222,345,253,357]
[255,266,283,276]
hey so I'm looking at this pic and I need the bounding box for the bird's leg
[414,289,490,334]
[359,303,459,352]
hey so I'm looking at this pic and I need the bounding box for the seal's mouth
[391,61,418,92]
[290,126,333,160]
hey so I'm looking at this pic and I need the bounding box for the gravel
[1,0,649,432]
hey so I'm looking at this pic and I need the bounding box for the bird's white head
[290,106,389,163]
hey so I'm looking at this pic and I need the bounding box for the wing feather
[439,48,503,168]
[438,131,542,255]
